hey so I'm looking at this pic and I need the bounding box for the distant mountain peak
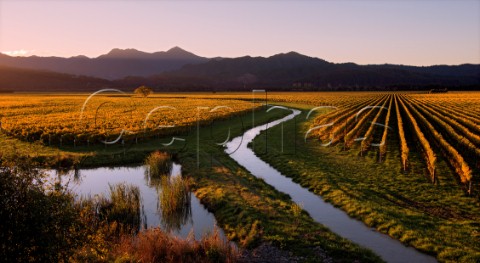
[163,46,201,59]
[267,51,330,65]
[70,55,89,59]
[285,51,304,56]
[167,46,186,52]
[100,48,148,59]
[271,51,310,59]
[112,48,139,52]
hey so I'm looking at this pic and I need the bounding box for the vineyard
[0,92,479,195]
[246,92,480,262]
[305,92,480,195]
[0,94,256,147]
[1,91,479,261]
[0,92,480,193]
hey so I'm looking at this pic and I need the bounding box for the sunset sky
[0,0,479,66]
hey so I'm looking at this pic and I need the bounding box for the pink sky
[0,0,479,65]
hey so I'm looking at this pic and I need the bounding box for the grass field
[1,91,479,262]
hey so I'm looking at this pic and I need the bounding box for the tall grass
[159,175,192,231]
[145,151,172,181]
[114,227,238,263]
[97,183,143,234]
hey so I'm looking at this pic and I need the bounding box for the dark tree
[134,85,153,97]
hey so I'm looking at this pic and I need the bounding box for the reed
[160,198,192,231]
[145,151,172,180]
[159,175,192,230]
[97,183,143,234]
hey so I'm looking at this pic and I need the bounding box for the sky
[0,0,479,66]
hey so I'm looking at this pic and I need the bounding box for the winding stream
[225,108,436,263]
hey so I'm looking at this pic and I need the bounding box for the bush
[0,159,84,262]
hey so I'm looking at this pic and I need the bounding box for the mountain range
[0,47,207,80]
[0,47,478,92]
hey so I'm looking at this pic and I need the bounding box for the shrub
[0,159,84,262]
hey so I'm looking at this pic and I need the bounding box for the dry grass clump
[114,227,238,263]
[145,151,172,179]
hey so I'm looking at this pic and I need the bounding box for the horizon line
[1,47,478,67]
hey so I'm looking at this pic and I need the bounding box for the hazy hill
[154,52,480,90]
[0,47,208,80]
[166,52,332,82]
[0,49,478,91]
[0,66,110,92]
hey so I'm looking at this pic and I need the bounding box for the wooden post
[265,124,268,154]
[343,118,347,151]
[294,115,297,155]
[265,90,268,109]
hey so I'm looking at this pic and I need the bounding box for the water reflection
[144,151,173,181]
[48,163,225,240]
[160,191,193,232]
[157,175,193,232]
